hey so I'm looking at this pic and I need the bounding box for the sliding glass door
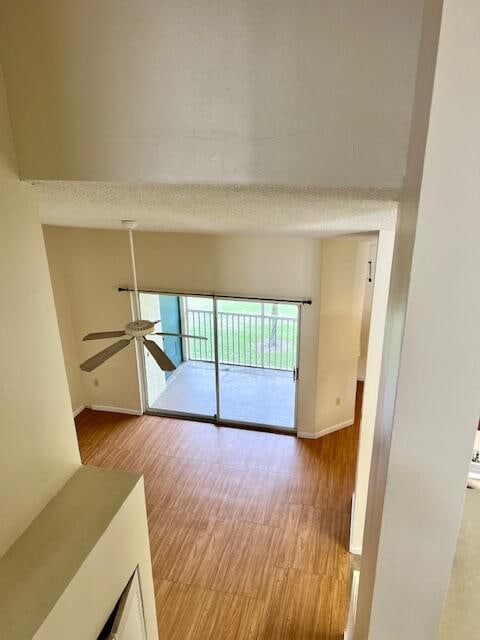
[139,293,216,418]
[140,292,300,431]
[215,298,299,429]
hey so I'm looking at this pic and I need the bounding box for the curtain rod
[118,286,312,306]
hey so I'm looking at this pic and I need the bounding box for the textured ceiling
[34,182,398,236]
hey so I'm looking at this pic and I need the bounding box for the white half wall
[0,466,157,640]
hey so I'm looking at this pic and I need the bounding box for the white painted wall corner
[73,405,86,418]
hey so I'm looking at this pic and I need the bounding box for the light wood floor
[76,394,360,639]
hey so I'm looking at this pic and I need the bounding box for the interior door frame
[139,290,301,435]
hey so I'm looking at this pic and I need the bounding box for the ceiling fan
[79,220,206,373]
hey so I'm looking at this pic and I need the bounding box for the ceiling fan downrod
[122,220,141,322]
[78,219,207,373]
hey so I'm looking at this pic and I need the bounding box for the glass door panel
[216,298,299,429]
[140,293,216,418]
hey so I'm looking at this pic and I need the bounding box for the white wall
[0,1,422,186]
[43,226,367,436]
[0,67,81,558]
[357,241,377,381]
[43,227,86,413]
[314,237,367,435]
[43,227,324,433]
[354,0,480,636]
[350,230,395,554]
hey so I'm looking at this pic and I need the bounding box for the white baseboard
[319,419,354,436]
[73,405,86,418]
[297,431,321,439]
[89,404,143,416]
[298,419,354,440]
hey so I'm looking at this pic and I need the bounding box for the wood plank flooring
[76,394,360,639]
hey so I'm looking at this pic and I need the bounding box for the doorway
[139,292,300,431]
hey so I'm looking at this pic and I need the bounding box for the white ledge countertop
[0,465,141,640]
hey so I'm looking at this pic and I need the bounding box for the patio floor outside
[151,361,296,429]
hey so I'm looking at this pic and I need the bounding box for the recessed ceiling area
[0,1,422,187]
[34,181,397,235]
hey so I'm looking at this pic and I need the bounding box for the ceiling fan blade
[153,332,208,341]
[80,339,132,372]
[83,330,126,341]
[143,338,176,371]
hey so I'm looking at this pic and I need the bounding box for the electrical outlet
[94,378,99,387]
[336,397,341,406]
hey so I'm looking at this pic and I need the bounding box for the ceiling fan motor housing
[125,320,155,339]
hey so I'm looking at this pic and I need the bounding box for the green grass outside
[140,293,299,371]
[187,307,298,370]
